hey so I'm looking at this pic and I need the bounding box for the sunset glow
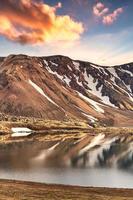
[0,0,132,65]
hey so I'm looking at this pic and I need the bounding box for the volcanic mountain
[0,54,133,126]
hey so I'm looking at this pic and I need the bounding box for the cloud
[103,8,123,25]
[1,29,132,66]
[93,2,109,17]
[41,30,132,66]
[0,0,84,45]
[93,2,123,25]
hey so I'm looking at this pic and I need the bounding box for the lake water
[0,134,133,188]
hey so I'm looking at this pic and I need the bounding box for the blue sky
[0,0,133,65]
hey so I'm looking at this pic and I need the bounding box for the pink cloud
[93,2,109,17]
[103,8,123,25]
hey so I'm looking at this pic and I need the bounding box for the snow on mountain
[29,79,59,107]
[43,55,133,111]
[0,54,132,126]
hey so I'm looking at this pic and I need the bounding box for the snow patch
[44,60,48,66]
[82,113,97,123]
[77,92,104,113]
[50,61,58,66]
[73,61,80,70]
[90,64,100,69]
[108,67,119,79]
[45,63,71,87]
[63,76,71,86]
[75,76,83,87]
[74,105,97,123]
[84,70,116,107]
[67,65,72,71]
[29,80,59,107]
[121,68,132,77]
[11,127,32,137]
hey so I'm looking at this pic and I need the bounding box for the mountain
[0,54,133,127]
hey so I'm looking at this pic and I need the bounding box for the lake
[0,133,132,188]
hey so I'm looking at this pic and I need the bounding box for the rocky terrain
[44,55,133,110]
[0,54,132,127]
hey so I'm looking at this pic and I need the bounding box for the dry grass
[0,118,132,144]
[0,180,132,200]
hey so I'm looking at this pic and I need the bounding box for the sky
[0,0,133,65]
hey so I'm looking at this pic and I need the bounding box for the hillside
[0,54,132,126]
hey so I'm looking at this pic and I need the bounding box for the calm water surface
[0,134,132,188]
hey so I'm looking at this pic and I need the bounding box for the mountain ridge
[1,54,133,67]
[0,54,132,127]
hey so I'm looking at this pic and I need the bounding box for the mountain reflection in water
[0,133,132,188]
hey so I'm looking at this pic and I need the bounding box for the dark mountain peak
[42,56,133,110]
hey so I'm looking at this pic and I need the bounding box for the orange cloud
[93,2,109,17]
[0,0,84,44]
[103,8,123,25]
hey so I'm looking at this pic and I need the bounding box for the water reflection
[0,134,132,188]
[0,134,133,170]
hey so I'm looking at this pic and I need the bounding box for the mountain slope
[43,55,133,110]
[0,54,132,126]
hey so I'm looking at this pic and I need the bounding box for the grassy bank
[0,118,132,144]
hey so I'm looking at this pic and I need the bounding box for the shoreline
[0,179,132,200]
